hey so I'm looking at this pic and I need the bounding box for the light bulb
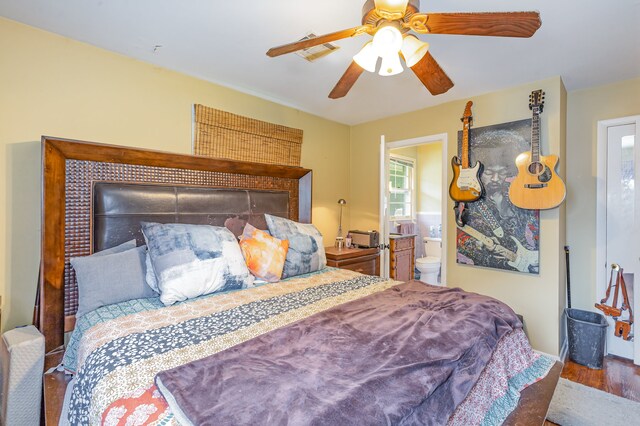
[379,54,403,76]
[401,35,429,68]
[372,25,403,58]
[353,42,378,73]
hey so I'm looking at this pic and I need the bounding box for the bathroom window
[389,155,415,220]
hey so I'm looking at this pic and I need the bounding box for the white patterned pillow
[264,214,326,279]
[142,222,254,305]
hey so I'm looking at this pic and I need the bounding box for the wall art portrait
[456,119,540,274]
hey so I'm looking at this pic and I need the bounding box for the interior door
[604,123,638,362]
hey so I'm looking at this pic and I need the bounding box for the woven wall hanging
[193,104,303,167]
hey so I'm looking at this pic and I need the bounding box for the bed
[38,137,561,425]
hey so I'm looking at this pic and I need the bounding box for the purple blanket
[156,281,520,425]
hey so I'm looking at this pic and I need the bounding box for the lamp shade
[379,53,403,76]
[401,35,429,67]
[353,42,378,73]
[372,25,403,58]
[338,199,347,205]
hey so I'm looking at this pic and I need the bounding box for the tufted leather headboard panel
[93,182,290,251]
[40,137,311,353]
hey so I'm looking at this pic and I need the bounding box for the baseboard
[559,338,568,362]
[533,338,567,363]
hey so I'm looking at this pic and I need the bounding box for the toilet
[416,237,441,285]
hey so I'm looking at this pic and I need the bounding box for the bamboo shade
[193,104,303,166]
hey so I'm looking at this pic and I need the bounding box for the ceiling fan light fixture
[267,2,541,99]
[379,53,403,76]
[353,42,379,73]
[374,0,409,20]
[372,25,403,57]
[401,35,429,67]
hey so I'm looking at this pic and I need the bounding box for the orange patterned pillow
[239,224,289,282]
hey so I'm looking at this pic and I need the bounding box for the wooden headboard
[39,136,312,360]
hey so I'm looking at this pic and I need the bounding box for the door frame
[596,115,640,365]
[379,133,448,285]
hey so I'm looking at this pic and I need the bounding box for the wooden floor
[544,355,640,425]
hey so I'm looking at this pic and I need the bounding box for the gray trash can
[565,308,608,369]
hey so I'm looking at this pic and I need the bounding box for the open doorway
[596,115,640,366]
[379,134,448,285]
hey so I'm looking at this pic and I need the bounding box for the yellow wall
[566,77,640,311]
[417,143,442,213]
[389,146,418,159]
[558,83,568,351]
[0,17,351,331]
[350,77,566,355]
[4,16,637,355]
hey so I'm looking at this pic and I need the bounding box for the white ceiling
[1,0,639,125]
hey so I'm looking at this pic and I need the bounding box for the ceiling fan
[266,0,541,99]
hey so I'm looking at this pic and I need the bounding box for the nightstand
[325,246,380,276]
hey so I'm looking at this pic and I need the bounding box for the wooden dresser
[389,234,415,281]
[325,246,380,276]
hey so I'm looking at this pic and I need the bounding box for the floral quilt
[63,268,552,425]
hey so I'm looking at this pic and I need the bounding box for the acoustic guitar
[449,101,483,202]
[509,90,566,209]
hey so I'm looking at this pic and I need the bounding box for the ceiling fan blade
[329,61,365,99]
[409,52,454,96]
[407,12,541,38]
[267,25,372,57]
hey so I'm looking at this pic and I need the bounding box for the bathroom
[388,140,443,285]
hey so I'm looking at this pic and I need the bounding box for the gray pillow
[264,214,326,278]
[93,239,136,257]
[71,244,157,318]
[141,222,254,305]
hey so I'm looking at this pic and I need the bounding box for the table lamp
[335,199,347,249]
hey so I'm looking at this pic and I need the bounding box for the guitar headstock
[461,101,473,125]
[529,90,545,113]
